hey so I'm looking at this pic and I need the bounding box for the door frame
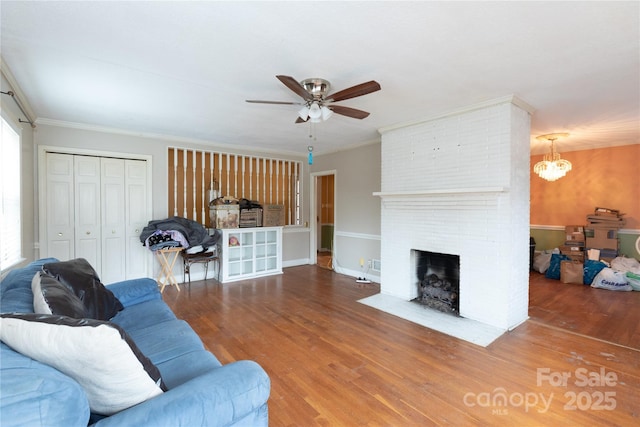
[309,170,336,266]
[37,145,153,276]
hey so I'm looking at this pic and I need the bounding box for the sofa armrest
[91,360,270,427]
[106,278,161,308]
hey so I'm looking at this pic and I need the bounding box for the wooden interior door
[316,174,334,269]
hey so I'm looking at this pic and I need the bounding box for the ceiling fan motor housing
[301,78,331,100]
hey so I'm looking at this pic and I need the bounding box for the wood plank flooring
[163,266,640,426]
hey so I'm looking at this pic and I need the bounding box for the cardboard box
[209,205,239,229]
[585,228,618,249]
[263,204,285,226]
[565,225,585,243]
[560,245,585,262]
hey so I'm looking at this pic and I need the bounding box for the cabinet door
[240,231,254,274]
[45,153,75,261]
[226,230,243,279]
[265,229,279,271]
[74,156,101,273]
[125,160,149,279]
[101,158,125,284]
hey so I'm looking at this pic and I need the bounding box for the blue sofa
[0,258,270,427]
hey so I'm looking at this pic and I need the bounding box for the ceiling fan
[246,75,381,123]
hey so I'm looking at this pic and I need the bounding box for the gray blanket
[139,216,220,250]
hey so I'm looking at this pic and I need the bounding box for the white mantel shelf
[373,187,507,198]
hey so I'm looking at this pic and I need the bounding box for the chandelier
[534,133,572,181]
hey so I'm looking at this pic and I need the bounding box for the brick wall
[378,97,531,330]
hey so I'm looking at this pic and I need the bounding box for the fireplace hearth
[412,250,459,315]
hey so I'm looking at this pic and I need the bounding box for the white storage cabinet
[220,226,282,283]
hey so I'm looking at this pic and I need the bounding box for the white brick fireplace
[375,96,533,333]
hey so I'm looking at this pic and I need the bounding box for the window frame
[0,111,24,274]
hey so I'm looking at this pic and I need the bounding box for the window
[168,148,302,226]
[1,115,22,272]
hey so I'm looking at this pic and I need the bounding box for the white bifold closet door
[44,152,148,283]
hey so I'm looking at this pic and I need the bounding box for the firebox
[411,250,460,315]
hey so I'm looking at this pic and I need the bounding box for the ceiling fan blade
[330,105,371,119]
[295,116,308,124]
[246,100,299,105]
[326,80,381,102]
[276,75,313,101]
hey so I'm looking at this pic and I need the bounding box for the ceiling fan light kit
[308,102,322,120]
[534,133,572,182]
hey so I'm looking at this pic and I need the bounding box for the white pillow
[0,313,165,415]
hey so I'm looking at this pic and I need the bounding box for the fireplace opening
[411,250,460,315]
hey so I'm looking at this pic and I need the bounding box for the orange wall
[530,144,640,229]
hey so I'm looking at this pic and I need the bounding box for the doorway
[314,172,335,270]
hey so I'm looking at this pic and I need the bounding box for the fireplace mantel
[373,187,507,198]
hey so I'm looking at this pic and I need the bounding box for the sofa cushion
[155,349,222,389]
[0,258,59,295]
[105,277,162,308]
[0,258,59,309]
[121,319,207,365]
[109,298,177,332]
[32,271,86,318]
[0,313,166,416]
[0,342,91,427]
[42,258,123,320]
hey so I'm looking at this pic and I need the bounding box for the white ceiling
[1,1,638,157]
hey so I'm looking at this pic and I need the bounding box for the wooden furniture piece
[182,249,220,284]
[219,226,282,283]
[155,247,182,292]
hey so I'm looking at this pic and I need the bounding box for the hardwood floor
[163,266,640,426]
[316,251,333,270]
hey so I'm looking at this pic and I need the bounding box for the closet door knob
[58,232,63,236]
[86,231,91,235]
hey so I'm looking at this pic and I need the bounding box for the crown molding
[378,94,536,135]
[35,117,306,160]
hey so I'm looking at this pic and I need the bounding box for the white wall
[378,98,531,331]
[30,123,311,276]
[312,142,382,281]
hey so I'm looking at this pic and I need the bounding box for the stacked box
[263,204,285,226]
[209,205,239,229]
[584,207,622,261]
[585,228,618,250]
[561,225,585,261]
[565,225,585,244]
[239,208,263,228]
[560,245,585,262]
[586,207,626,228]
